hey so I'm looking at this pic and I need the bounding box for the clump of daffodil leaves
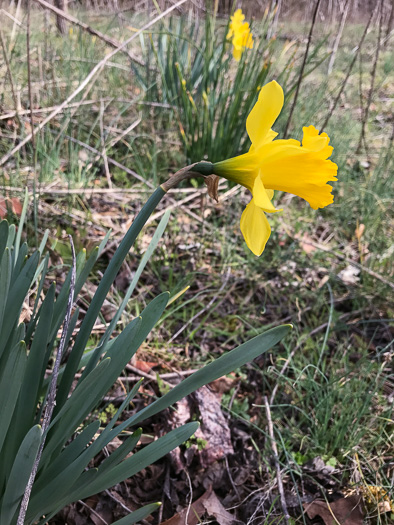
[227,8,253,61]
[208,80,338,256]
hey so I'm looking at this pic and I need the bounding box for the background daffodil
[227,9,254,61]
[213,80,338,256]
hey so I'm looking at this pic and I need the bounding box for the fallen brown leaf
[0,197,22,218]
[304,495,364,525]
[160,487,234,525]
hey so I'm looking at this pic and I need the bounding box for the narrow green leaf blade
[78,422,199,499]
[112,503,161,525]
[0,425,42,524]
[115,325,291,433]
[0,341,27,453]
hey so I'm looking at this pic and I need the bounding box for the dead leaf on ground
[304,495,364,525]
[160,487,234,525]
[295,232,317,254]
[0,197,22,218]
[134,360,157,373]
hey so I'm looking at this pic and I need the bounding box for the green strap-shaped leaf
[112,503,161,525]
[78,422,199,499]
[12,285,55,452]
[114,324,291,435]
[56,187,165,412]
[39,357,113,468]
[0,250,39,359]
[32,420,100,496]
[83,291,169,380]
[0,341,27,454]
[0,425,42,524]
[87,209,171,377]
[0,220,9,263]
[29,470,98,524]
[97,429,142,477]
[0,247,11,338]
[13,188,29,266]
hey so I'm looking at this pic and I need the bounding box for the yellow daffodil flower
[227,9,254,61]
[213,80,338,256]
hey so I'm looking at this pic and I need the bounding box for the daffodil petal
[246,81,284,149]
[302,125,333,159]
[240,199,271,256]
[253,175,281,213]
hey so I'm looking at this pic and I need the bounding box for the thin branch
[33,0,146,66]
[356,0,384,154]
[17,236,77,525]
[0,0,188,168]
[264,396,289,525]
[320,7,375,132]
[327,0,349,75]
[0,8,25,28]
[283,0,322,138]
[99,100,112,188]
[0,98,117,120]
[0,29,22,131]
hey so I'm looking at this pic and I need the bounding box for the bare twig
[17,236,76,525]
[0,30,22,131]
[264,396,289,524]
[33,0,146,66]
[320,7,375,132]
[78,500,109,525]
[26,0,36,154]
[327,0,349,75]
[0,8,25,28]
[99,100,112,188]
[0,99,116,120]
[356,0,384,154]
[283,0,322,138]
[0,0,188,168]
